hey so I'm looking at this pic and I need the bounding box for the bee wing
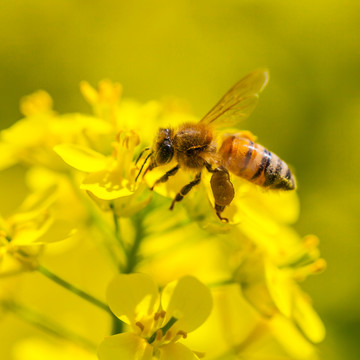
[200,69,269,129]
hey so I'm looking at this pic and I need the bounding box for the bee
[136,69,296,221]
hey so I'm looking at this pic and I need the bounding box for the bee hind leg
[210,167,234,222]
[214,204,229,222]
[170,172,202,210]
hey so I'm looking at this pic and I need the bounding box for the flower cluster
[0,79,325,360]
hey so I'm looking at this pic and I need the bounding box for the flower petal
[98,333,152,360]
[81,170,133,200]
[293,288,326,343]
[161,276,212,333]
[106,273,160,326]
[184,284,260,359]
[0,143,17,171]
[54,144,108,172]
[269,315,317,359]
[159,342,198,360]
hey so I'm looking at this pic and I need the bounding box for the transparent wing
[200,69,269,129]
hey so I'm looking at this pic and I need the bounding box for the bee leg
[215,204,229,223]
[150,164,180,190]
[210,167,234,222]
[170,172,202,210]
[135,147,151,165]
[205,162,216,173]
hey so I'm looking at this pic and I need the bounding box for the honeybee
[136,69,296,221]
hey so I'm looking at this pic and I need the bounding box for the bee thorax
[173,123,215,169]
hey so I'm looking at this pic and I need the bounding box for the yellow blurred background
[0,0,359,359]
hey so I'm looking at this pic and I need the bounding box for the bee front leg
[150,165,180,190]
[170,172,202,210]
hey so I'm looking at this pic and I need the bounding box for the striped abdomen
[218,135,296,190]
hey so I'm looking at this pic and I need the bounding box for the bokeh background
[0,0,359,359]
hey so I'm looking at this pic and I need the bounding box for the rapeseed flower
[0,186,74,276]
[0,90,112,171]
[98,273,212,360]
[0,76,325,360]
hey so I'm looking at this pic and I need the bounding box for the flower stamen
[164,330,172,341]
[155,329,163,342]
[135,321,145,333]
[171,330,187,342]
[153,310,166,329]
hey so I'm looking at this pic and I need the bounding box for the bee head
[150,128,174,169]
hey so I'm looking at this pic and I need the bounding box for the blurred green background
[0,0,359,359]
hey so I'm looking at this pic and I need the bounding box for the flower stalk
[3,301,97,352]
[37,264,111,314]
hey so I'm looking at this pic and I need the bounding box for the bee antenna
[135,151,153,183]
[135,147,151,165]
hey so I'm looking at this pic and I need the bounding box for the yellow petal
[159,342,198,360]
[54,144,108,172]
[161,276,212,333]
[235,253,278,317]
[81,170,134,200]
[106,273,160,326]
[270,315,317,359]
[80,81,99,105]
[11,213,53,246]
[184,284,260,359]
[20,90,53,116]
[0,143,17,171]
[98,333,152,360]
[15,185,57,217]
[293,288,326,343]
[265,260,293,318]
[32,220,76,244]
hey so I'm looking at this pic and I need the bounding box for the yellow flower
[0,186,74,275]
[81,80,196,146]
[80,79,122,125]
[0,90,112,171]
[98,273,212,360]
[185,284,321,360]
[234,244,326,345]
[54,130,152,217]
[0,79,326,360]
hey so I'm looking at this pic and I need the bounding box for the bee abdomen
[262,152,296,190]
[219,135,296,190]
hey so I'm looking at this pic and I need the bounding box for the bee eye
[156,142,174,165]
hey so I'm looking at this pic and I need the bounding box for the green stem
[110,203,126,256]
[110,213,145,334]
[37,264,111,314]
[111,314,124,335]
[124,214,145,274]
[110,214,145,335]
[67,174,122,268]
[207,279,233,288]
[4,301,97,352]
